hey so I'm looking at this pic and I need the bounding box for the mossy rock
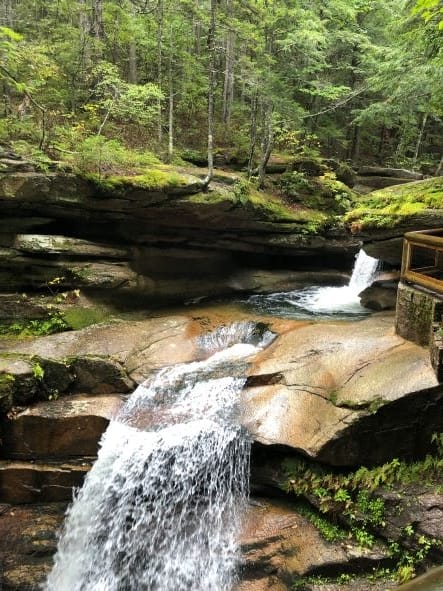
[346,177,443,230]
[280,172,355,214]
[289,156,327,177]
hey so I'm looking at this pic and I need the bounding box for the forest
[0,0,442,179]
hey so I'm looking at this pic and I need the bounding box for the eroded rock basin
[1,303,442,590]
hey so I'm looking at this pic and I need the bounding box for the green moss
[88,168,188,193]
[63,307,110,330]
[279,171,356,214]
[346,177,443,229]
[186,186,328,232]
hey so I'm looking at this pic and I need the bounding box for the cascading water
[246,249,379,319]
[45,324,272,591]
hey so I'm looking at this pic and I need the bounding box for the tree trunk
[412,112,428,170]
[157,0,164,145]
[203,0,217,187]
[258,102,273,189]
[435,155,443,177]
[247,91,258,178]
[129,40,137,83]
[350,125,361,164]
[394,122,408,167]
[222,30,235,125]
[167,31,174,162]
[91,0,104,41]
[3,0,14,27]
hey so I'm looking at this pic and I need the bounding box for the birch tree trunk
[258,102,273,189]
[157,0,164,144]
[222,30,235,125]
[412,112,428,170]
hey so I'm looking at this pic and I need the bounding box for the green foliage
[32,362,45,380]
[232,179,251,205]
[0,313,69,337]
[279,170,355,214]
[10,140,53,172]
[71,137,160,177]
[294,501,348,543]
[0,0,441,180]
[388,532,442,583]
[280,171,314,197]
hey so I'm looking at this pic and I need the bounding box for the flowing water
[45,324,273,591]
[245,249,379,319]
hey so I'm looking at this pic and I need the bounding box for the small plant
[232,179,251,205]
[0,313,69,337]
[279,171,313,197]
[32,362,45,380]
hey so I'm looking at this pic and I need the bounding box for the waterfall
[348,249,380,292]
[295,249,379,314]
[45,324,271,591]
[246,248,379,318]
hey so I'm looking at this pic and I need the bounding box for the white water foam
[247,249,379,318]
[45,324,270,591]
[295,249,379,314]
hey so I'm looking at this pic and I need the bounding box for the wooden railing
[401,229,443,292]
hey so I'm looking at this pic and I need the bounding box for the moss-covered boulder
[279,171,355,214]
[346,177,443,264]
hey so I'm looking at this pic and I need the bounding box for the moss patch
[279,171,356,214]
[62,307,111,330]
[346,177,443,230]
[185,185,329,232]
[87,168,189,193]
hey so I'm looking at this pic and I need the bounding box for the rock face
[239,498,390,590]
[0,169,362,301]
[242,312,443,466]
[1,394,123,459]
[0,502,67,591]
[355,167,423,194]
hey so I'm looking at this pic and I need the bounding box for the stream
[45,251,379,590]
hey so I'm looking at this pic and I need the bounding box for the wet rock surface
[0,502,67,590]
[242,312,442,466]
[240,498,390,584]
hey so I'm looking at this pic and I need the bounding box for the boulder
[1,394,123,459]
[356,176,413,190]
[6,316,199,383]
[242,313,443,466]
[359,285,398,311]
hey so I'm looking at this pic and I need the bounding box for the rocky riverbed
[0,302,442,590]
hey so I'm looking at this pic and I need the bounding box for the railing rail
[401,229,443,293]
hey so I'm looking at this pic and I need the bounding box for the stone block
[395,282,443,346]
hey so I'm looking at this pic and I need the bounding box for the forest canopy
[0,0,442,175]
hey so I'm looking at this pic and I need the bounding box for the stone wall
[395,282,443,346]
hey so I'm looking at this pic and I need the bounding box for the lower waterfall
[45,324,272,591]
